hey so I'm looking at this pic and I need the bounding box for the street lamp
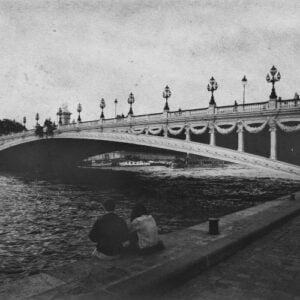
[162,85,171,112]
[114,98,118,118]
[23,116,26,130]
[207,77,218,105]
[100,98,106,119]
[127,92,135,116]
[241,75,247,106]
[266,65,281,99]
[35,113,40,126]
[77,103,82,122]
[57,107,62,125]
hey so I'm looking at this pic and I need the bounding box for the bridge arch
[0,130,299,178]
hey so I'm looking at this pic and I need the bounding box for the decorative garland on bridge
[130,127,145,134]
[242,120,268,133]
[275,120,300,132]
[148,126,163,135]
[214,123,236,135]
[167,125,185,136]
[189,122,208,135]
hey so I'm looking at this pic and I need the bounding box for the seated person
[89,199,129,260]
[129,203,164,255]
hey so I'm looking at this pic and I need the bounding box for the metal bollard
[208,218,219,235]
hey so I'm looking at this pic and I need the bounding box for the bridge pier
[209,124,216,146]
[270,123,277,160]
[164,125,168,138]
[185,126,190,141]
[237,123,244,152]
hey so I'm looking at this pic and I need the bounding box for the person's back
[131,214,159,249]
[130,203,164,254]
[89,200,129,259]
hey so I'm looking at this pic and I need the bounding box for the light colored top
[131,215,159,249]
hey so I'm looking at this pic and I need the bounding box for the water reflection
[0,165,299,283]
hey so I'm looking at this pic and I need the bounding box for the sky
[0,0,299,127]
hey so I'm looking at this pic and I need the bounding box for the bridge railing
[0,129,35,143]
[136,113,164,122]
[238,101,269,112]
[278,99,299,109]
[76,120,99,128]
[215,105,237,114]
[168,107,208,118]
[0,98,300,140]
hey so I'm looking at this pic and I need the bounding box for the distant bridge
[0,97,300,177]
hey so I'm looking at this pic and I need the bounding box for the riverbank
[1,192,299,299]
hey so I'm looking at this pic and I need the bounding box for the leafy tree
[0,119,25,136]
[43,119,56,136]
[35,124,44,137]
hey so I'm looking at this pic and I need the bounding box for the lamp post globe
[266,65,281,99]
[162,85,171,112]
[127,92,135,116]
[100,98,106,119]
[270,65,277,76]
[207,77,218,105]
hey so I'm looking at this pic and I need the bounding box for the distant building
[61,104,72,125]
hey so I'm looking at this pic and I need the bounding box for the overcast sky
[0,0,299,127]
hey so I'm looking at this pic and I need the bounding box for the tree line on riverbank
[0,119,25,135]
[0,118,57,137]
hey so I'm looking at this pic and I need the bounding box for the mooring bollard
[208,218,219,235]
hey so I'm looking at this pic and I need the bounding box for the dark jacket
[89,212,129,256]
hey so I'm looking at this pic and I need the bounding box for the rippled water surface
[0,165,299,284]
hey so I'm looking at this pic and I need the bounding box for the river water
[0,165,299,284]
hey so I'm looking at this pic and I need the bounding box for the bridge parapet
[0,98,298,141]
[0,130,35,144]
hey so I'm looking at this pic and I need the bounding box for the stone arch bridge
[0,98,300,178]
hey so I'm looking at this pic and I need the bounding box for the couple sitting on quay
[89,199,164,260]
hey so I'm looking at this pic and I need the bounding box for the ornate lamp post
[77,103,82,123]
[114,98,118,118]
[35,113,40,126]
[266,65,281,99]
[127,92,135,116]
[100,98,106,119]
[23,116,26,130]
[57,107,62,125]
[162,85,171,111]
[207,77,218,105]
[241,75,247,106]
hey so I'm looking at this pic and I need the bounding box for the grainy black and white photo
[0,0,299,299]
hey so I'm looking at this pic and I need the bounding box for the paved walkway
[162,215,300,300]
